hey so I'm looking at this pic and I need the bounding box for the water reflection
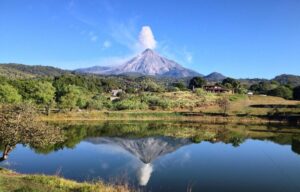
[86,137,191,185]
[1,121,300,191]
[292,139,300,155]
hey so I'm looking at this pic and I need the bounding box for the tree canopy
[0,104,63,161]
[189,77,207,90]
[0,83,22,103]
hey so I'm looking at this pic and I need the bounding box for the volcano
[76,49,201,77]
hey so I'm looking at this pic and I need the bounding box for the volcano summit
[76,49,201,77]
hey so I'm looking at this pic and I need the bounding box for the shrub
[268,86,293,99]
[216,96,230,116]
[113,97,147,110]
[0,83,22,104]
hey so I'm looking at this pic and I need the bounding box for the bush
[113,97,147,110]
[0,83,22,104]
[194,88,206,96]
[268,86,293,99]
[216,96,230,116]
[86,95,106,110]
[141,95,173,110]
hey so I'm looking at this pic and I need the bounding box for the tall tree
[33,81,56,115]
[189,77,207,90]
[0,104,63,161]
[59,85,87,111]
[222,78,241,94]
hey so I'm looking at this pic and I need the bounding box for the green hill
[0,63,70,79]
[273,74,300,87]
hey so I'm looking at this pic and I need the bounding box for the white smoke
[137,163,153,186]
[138,26,157,50]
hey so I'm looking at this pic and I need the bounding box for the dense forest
[0,63,300,113]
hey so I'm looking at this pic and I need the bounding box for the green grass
[39,94,300,124]
[0,168,131,192]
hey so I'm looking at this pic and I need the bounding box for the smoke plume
[138,26,157,50]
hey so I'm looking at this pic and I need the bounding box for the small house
[111,89,123,97]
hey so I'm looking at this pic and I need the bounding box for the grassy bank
[0,168,131,192]
[40,96,300,124]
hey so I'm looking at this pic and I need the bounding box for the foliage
[216,96,230,116]
[267,86,293,99]
[59,85,88,110]
[0,83,22,103]
[141,95,173,110]
[273,74,300,87]
[140,79,164,92]
[222,78,243,94]
[172,82,187,91]
[250,81,279,94]
[86,95,107,110]
[0,104,63,161]
[113,97,148,110]
[0,63,70,79]
[33,81,55,105]
[189,76,206,89]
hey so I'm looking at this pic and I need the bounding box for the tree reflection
[0,104,64,161]
[292,138,300,155]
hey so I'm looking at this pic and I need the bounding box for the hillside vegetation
[0,63,70,79]
[0,63,300,119]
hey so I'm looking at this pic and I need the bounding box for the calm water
[1,121,300,192]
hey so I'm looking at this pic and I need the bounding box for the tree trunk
[0,145,13,162]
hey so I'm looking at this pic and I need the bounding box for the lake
[1,121,300,192]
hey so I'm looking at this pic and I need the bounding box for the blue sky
[0,0,299,78]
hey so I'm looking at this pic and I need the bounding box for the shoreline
[0,168,131,192]
[40,110,300,125]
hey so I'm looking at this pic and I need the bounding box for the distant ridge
[204,72,226,82]
[273,74,300,87]
[76,49,201,78]
[0,63,70,79]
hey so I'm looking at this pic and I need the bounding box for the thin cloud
[102,40,112,49]
[88,31,98,42]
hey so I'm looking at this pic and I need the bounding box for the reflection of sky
[1,139,300,192]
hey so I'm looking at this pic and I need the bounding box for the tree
[216,96,230,116]
[222,78,241,94]
[33,81,56,115]
[0,104,63,161]
[172,82,187,91]
[189,77,206,90]
[293,86,300,100]
[59,85,88,111]
[141,79,164,92]
[250,81,279,94]
[268,86,293,99]
[0,83,22,103]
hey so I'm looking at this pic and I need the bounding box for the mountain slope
[273,74,300,87]
[76,49,201,77]
[0,63,70,79]
[204,72,226,82]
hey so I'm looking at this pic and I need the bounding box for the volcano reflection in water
[85,136,192,186]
